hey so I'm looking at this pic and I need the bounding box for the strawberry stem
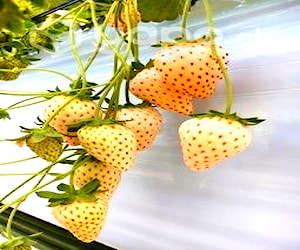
[38,2,88,31]
[0,156,38,166]
[6,97,48,111]
[69,5,89,91]
[201,0,234,114]
[181,0,193,40]
[5,200,22,239]
[89,1,128,67]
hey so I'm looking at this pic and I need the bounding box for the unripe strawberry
[13,244,32,250]
[26,137,63,162]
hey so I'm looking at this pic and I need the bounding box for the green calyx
[36,179,101,207]
[0,232,41,249]
[190,110,265,126]
[67,118,125,132]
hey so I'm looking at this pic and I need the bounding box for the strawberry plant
[0,0,265,246]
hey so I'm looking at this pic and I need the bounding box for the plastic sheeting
[0,0,300,249]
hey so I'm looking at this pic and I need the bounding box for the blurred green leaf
[138,0,186,22]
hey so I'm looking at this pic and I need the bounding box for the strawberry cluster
[24,39,263,242]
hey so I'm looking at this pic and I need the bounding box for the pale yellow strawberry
[51,194,109,243]
[74,158,122,198]
[154,40,229,99]
[129,67,193,115]
[43,95,98,136]
[116,106,163,150]
[63,136,81,146]
[179,116,252,171]
[77,124,137,171]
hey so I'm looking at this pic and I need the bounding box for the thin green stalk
[7,98,47,111]
[131,0,140,62]
[38,2,89,31]
[95,82,115,119]
[0,157,38,166]
[83,37,103,73]
[0,165,53,204]
[34,145,68,190]
[89,0,128,67]
[7,97,43,110]
[68,153,89,193]
[123,2,134,60]
[0,169,70,214]
[106,78,122,119]
[181,0,193,40]
[0,68,73,82]
[0,150,75,203]
[5,201,22,239]
[0,173,58,176]
[80,5,113,73]
[0,154,91,214]
[42,94,80,128]
[114,39,125,73]
[202,0,233,114]
[94,67,125,119]
[69,5,89,90]
[0,90,55,97]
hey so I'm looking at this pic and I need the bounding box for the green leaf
[138,0,186,22]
